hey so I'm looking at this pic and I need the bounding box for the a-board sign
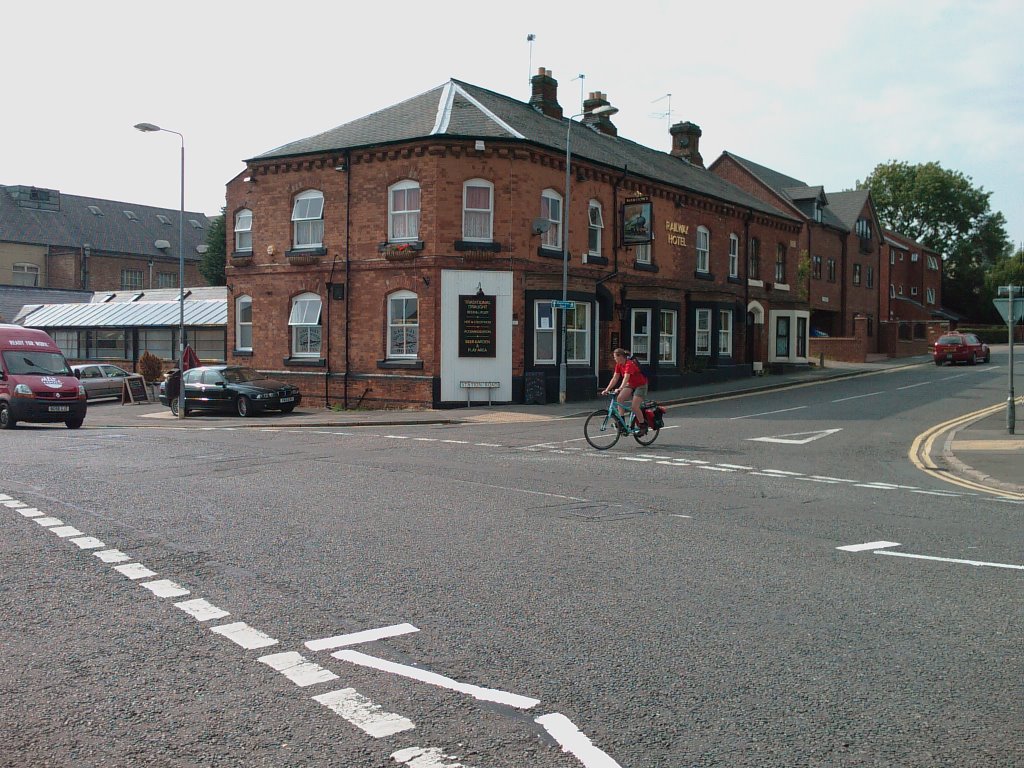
[121,374,150,405]
[458,293,496,357]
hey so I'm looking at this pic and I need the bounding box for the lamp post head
[134,122,161,132]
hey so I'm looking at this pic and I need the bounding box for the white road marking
[474,443,503,447]
[698,466,735,472]
[333,649,540,709]
[0,494,11,500]
[441,439,469,444]
[897,381,931,390]
[305,622,419,652]
[1,500,27,508]
[718,463,755,470]
[810,475,855,483]
[535,712,622,768]
[174,598,230,622]
[912,489,964,497]
[33,517,62,527]
[619,457,650,462]
[854,484,896,490]
[391,746,473,767]
[139,579,191,598]
[836,541,901,552]
[759,469,802,476]
[50,526,83,538]
[69,536,105,550]
[385,435,410,439]
[210,621,278,649]
[17,508,42,517]
[832,391,884,403]
[730,405,807,420]
[876,550,1024,570]
[258,651,339,687]
[94,549,131,563]
[749,429,842,445]
[312,688,415,737]
[113,563,157,580]
[671,514,692,519]
[412,437,438,442]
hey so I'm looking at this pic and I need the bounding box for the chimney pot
[530,66,563,119]
[670,121,704,167]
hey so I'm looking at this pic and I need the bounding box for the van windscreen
[2,350,72,376]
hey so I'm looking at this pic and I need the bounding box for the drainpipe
[82,244,91,289]
[807,225,813,324]
[839,229,848,334]
[611,164,629,273]
[343,149,352,410]
[744,209,752,365]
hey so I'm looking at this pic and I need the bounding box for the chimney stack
[670,121,704,167]
[529,68,563,119]
[582,91,619,136]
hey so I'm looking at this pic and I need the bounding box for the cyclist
[600,348,649,435]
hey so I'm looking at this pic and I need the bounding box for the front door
[440,270,513,403]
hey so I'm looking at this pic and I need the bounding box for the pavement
[83,354,1023,498]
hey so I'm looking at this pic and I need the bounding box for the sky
[5,0,1022,252]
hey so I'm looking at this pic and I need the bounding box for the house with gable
[224,69,804,409]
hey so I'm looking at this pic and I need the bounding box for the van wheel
[0,404,15,429]
[65,418,83,429]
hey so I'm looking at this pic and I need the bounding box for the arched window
[462,179,493,241]
[387,290,419,358]
[388,180,420,242]
[696,226,710,272]
[540,189,562,250]
[291,190,324,249]
[235,295,253,351]
[288,292,322,357]
[234,209,253,252]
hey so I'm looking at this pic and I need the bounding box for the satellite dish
[531,218,551,235]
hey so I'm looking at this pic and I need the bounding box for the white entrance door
[440,269,513,403]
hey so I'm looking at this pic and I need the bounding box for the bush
[137,350,164,383]
[958,326,1011,344]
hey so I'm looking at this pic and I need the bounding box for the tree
[199,207,226,286]
[860,161,1011,320]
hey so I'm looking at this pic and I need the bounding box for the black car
[159,365,301,417]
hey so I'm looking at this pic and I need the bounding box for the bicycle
[584,395,662,450]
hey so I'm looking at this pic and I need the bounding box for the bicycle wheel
[584,409,621,450]
[633,426,660,447]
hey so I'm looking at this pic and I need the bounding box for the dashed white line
[33,517,62,527]
[114,563,157,580]
[730,406,807,420]
[897,381,931,390]
[718,463,755,470]
[139,579,191,599]
[697,466,735,472]
[258,651,338,687]
[1,500,27,508]
[69,536,105,550]
[836,541,901,552]
[305,622,419,652]
[313,688,415,737]
[210,621,278,649]
[392,746,473,767]
[832,391,884,403]
[94,549,131,563]
[333,649,540,709]
[174,598,230,622]
[876,550,1024,570]
[50,526,83,538]
[759,469,802,476]
[16,508,42,517]
[535,712,622,768]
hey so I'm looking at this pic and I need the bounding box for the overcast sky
[6,0,1021,252]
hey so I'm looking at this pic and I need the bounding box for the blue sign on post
[551,300,576,310]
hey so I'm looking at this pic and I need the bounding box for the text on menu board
[458,294,496,357]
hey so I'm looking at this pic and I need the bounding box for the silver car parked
[72,363,132,400]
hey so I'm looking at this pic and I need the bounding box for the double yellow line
[909,400,1024,499]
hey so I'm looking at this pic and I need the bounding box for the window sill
[455,240,501,252]
[748,278,764,287]
[634,261,659,272]
[774,283,790,292]
[538,246,566,260]
[378,240,424,252]
[694,271,714,281]
[283,357,326,367]
[582,253,608,266]
[727,276,743,285]
[230,252,254,266]
[377,359,424,369]
[285,248,326,265]
[234,350,253,357]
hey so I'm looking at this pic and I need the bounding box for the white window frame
[926,287,936,304]
[121,268,143,291]
[288,292,322,357]
[630,309,652,363]
[728,234,739,278]
[462,179,493,242]
[235,295,253,351]
[696,226,710,273]
[718,309,733,355]
[588,200,603,256]
[387,290,419,359]
[12,262,40,287]
[635,243,651,265]
[534,300,556,364]
[541,189,562,250]
[234,209,253,252]
[565,303,591,365]
[388,180,421,242]
[768,310,810,364]
[695,308,711,356]
[911,252,919,262]
[659,309,677,364]
[890,284,896,299]
[291,190,324,249]
[911,286,918,296]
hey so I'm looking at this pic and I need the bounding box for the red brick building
[225,71,804,408]
[882,229,944,322]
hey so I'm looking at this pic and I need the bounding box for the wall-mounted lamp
[243,176,255,183]
[335,163,348,172]
[422,276,431,287]
[476,282,485,297]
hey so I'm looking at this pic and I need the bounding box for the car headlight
[13,383,33,396]
[78,384,87,397]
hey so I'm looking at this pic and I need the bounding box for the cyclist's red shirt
[615,358,647,387]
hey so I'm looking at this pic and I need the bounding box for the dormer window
[157,214,172,225]
[124,210,139,221]
[188,219,204,230]
[88,205,103,216]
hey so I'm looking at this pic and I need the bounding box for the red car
[932,333,991,366]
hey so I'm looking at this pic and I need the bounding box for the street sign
[992,299,1024,325]
[551,300,576,310]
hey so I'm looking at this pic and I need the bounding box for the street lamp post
[559,105,616,404]
[134,122,186,420]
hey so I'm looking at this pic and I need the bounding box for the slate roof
[714,152,849,231]
[0,185,212,261]
[0,285,91,324]
[13,286,226,328]
[253,80,797,222]
[825,190,871,230]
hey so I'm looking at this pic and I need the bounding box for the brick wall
[46,248,202,291]
[809,314,869,363]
